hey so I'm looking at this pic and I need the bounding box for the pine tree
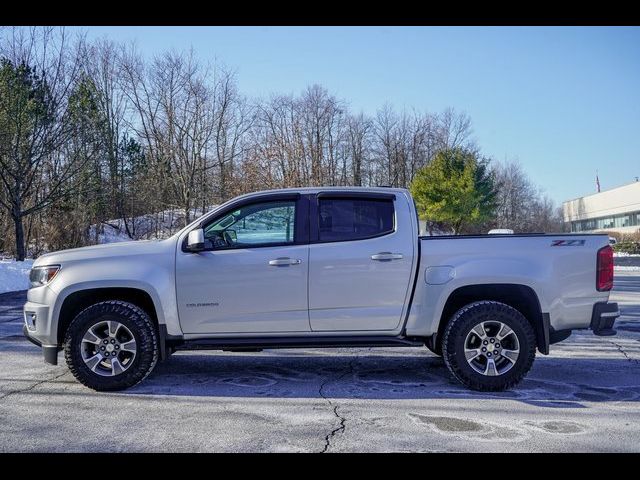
[410,148,497,234]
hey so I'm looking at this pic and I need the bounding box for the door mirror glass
[187,228,205,252]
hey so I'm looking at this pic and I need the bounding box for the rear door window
[318,198,394,242]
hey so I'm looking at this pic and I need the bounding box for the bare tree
[210,67,254,202]
[491,160,563,233]
[346,112,372,186]
[79,38,140,238]
[492,160,538,231]
[255,93,305,188]
[299,85,346,186]
[121,48,217,226]
[0,27,85,260]
[436,107,475,151]
[373,104,400,186]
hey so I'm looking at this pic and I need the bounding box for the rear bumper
[590,301,619,336]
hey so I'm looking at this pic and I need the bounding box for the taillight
[596,245,614,291]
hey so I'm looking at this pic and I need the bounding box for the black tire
[64,300,159,391]
[442,301,536,391]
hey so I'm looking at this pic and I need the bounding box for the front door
[176,196,310,334]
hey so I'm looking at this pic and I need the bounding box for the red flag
[596,173,601,193]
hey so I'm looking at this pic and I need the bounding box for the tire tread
[442,300,536,391]
[63,300,159,391]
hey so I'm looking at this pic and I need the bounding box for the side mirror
[186,228,205,252]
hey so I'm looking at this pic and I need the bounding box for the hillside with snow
[88,207,217,245]
[0,207,218,293]
[0,258,34,294]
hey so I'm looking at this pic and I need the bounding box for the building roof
[563,179,640,205]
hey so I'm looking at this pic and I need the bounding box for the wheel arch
[435,284,549,355]
[56,286,161,345]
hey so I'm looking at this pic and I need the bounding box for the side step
[173,335,425,352]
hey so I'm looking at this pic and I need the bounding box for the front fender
[46,254,181,339]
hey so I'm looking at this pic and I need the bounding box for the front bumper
[23,288,61,364]
[590,301,619,336]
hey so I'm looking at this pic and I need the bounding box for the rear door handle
[371,252,403,261]
[268,257,302,266]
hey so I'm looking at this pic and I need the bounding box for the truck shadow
[123,351,640,407]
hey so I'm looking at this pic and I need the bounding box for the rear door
[308,192,415,331]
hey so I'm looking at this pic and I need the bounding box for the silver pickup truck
[23,187,619,392]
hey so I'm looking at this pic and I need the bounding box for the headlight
[29,265,60,288]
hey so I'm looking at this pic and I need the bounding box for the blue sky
[72,26,640,204]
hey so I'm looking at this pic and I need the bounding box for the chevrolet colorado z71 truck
[23,187,619,391]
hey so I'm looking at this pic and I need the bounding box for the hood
[34,238,176,266]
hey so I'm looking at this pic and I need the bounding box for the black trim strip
[43,346,59,365]
[400,237,421,336]
[540,313,550,355]
[421,233,609,240]
[174,335,424,351]
[23,325,42,347]
[590,301,619,336]
[316,191,396,200]
[309,193,319,243]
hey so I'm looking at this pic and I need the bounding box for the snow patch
[0,258,34,294]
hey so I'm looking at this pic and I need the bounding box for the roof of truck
[240,186,410,195]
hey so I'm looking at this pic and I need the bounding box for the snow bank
[89,206,218,245]
[0,258,34,294]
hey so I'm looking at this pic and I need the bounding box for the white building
[563,181,640,235]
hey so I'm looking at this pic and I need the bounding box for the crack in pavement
[317,352,360,453]
[0,370,68,401]
[609,340,640,365]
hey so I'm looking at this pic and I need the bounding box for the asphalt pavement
[0,275,639,452]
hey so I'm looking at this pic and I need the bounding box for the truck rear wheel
[442,301,536,391]
[63,301,159,391]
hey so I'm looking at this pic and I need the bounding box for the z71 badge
[551,239,586,246]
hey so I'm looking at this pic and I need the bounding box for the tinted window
[318,198,394,242]
[204,201,296,249]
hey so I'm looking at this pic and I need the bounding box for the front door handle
[268,257,302,266]
[371,252,403,261]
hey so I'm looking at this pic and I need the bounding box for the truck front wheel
[63,301,159,391]
[442,301,536,391]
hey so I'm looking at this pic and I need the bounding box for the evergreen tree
[410,148,497,234]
